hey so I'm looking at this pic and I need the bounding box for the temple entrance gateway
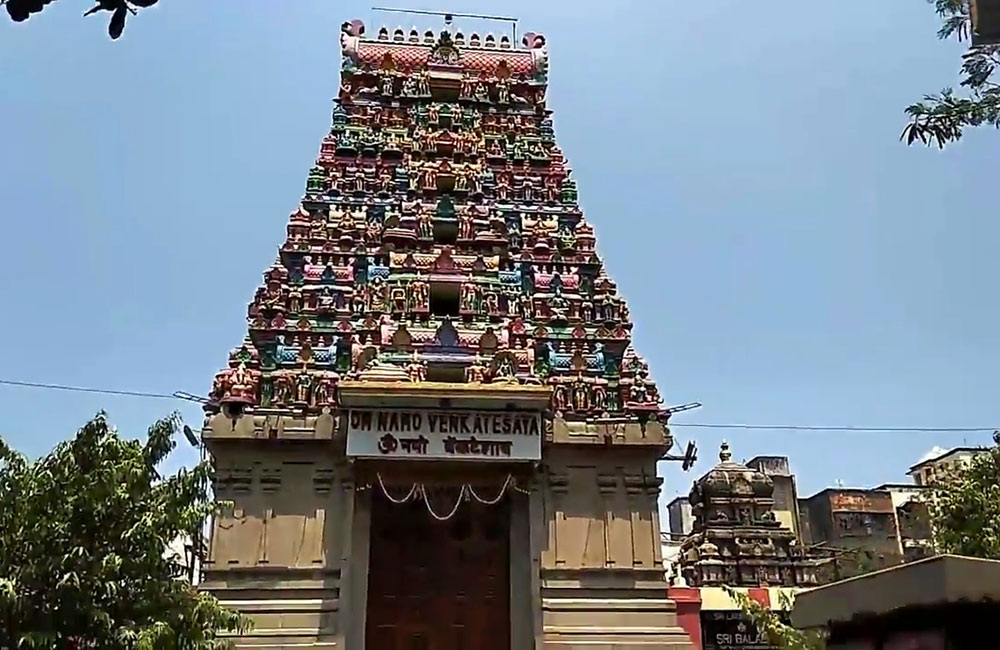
[366,490,511,650]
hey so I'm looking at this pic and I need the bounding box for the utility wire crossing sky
[0,379,994,434]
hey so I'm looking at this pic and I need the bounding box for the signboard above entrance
[346,409,542,461]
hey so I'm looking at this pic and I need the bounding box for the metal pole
[371,6,518,44]
[372,7,517,22]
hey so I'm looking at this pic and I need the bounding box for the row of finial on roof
[375,26,516,49]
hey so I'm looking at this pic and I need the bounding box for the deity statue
[351,285,367,315]
[368,276,387,312]
[464,355,486,383]
[333,336,352,372]
[454,162,469,192]
[629,377,649,404]
[314,373,338,406]
[416,69,431,96]
[295,368,314,404]
[507,220,522,249]
[552,383,569,412]
[380,70,396,96]
[460,282,479,312]
[405,351,427,382]
[417,209,434,239]
[365,220,382,244]
[496,174,512,201]
[288,287,302,314]
[360,128,381,151]
[572,380,590,411]
[400,75,418,97]
[592,382,608,412]
[338,207,357,231]
[261,283,284,311]
[409,279,429,311]
[548,288,568,322]
[459,74,475,99]
[522,177,537,201]
[495,78,511,104]
[534,340,552,377]
[473,78,490,102]
[491,353,517,383]
[580,299,594,323]
[421,161,438,190]
[224,362,257,403]
[465,165,481,194]
[484,291,500,315]
[458,210,474,239]
[593,343,606,372]
[273,372,293,405]
[260,376,274,407]
[544,175,560,203]
[378,169,394,194]
[351,338,365,370]
[517,293,534,318]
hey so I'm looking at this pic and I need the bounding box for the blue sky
[1,1,997,508]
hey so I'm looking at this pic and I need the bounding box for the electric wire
[0,377,995,433]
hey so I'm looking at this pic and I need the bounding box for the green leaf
[0,414,252,648]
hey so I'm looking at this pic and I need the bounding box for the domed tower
[680,443,818,587]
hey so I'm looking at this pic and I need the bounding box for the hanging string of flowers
[421,484,468,521]
[466,474,513,505]
[376,472,420,504]
[374,472,525,520]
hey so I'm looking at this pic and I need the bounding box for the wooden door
[366,491,511,650]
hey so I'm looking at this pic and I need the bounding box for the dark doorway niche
[425,363,465,384]
[434,219,458,245]
[430,282,460,317]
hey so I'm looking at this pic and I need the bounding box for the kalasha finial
[719,441,732,462]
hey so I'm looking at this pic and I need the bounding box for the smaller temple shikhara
[679,443,819,588]
[200,13,694,649]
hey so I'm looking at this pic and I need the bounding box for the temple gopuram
[200,17,694,649]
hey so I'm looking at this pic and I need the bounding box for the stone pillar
[338,477,370,649]
[539,446,694,649]
[200,413,344,648]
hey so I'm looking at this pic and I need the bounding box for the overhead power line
[0,378,995,434]
[0,379,177,401]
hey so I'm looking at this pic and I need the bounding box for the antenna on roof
[371,6,519,43]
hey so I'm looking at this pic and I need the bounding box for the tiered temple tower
[679,443,820,588]
[201,17,693,649]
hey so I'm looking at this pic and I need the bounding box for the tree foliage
[902,0,1000,147]
[929,442,1000,558]
[2,0,158,39]
[724,587,826,650]
[0,413,251,648]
